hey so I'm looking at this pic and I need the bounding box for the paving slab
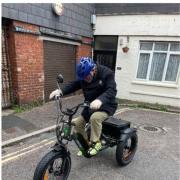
[2,95,84,142]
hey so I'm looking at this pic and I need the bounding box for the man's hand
[90,99,102,110]
[49,89,63,99]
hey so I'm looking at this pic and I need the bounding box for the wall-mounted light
[120,36,130,53]
[91,14,96,30]
[91,14,96,25]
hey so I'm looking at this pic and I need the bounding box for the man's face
[84,70,95,83]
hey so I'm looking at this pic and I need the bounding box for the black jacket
[62,64,118,121]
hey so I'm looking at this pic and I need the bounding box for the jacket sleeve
[61,80,81,96]
[97,73,117,104]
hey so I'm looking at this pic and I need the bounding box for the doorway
[93,36,118,71]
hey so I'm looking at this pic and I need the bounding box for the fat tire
[33,150,71,180]
[116,133,138,166]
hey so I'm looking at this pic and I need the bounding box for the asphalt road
[2,109,180,180]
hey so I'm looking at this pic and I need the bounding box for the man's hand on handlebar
[90,99,102,110]
[49,89,63,100]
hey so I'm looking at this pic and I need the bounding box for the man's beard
[84,74,93,83]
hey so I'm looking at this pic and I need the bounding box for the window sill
[132,80,179,88]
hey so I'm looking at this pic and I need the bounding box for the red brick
[7,21,44,104]
[76,37,92,62]
[7,21,93,105]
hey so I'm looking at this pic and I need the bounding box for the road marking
[115,108,131,115]
[2,136,56,159]
[137,107,179,115]
[2,125,56,147]
[2,140,55,164]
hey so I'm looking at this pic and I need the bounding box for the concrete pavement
[2,95,84,145]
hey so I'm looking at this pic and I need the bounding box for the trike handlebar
[55,95,90,117]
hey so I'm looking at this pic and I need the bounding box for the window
[137,41,180,83]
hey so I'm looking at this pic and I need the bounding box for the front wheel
[116,133,138,166]
[33,150,71,180]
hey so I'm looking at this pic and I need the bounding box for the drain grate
[138,124,165,133]
[143,126,159,132]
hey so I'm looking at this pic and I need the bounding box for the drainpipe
[91,13,96,59]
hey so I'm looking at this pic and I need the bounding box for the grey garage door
[43,41,76,101]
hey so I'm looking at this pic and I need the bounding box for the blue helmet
[76,57,95,80]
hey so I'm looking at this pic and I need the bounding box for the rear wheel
[33,150,71,180]
[116,133,138,166]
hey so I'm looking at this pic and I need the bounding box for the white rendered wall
[94,15,180,36]
[94,15,180,107]
[115,36,180,107]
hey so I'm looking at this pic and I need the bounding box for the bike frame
[53,96,92,157]
[53,95,122,158]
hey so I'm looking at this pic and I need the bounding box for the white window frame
[135,41,180,84]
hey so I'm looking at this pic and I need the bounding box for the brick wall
[8,21,44,104]
[76,37,92,62]
[7,21,93,104]
[75,37,93,95]
[7,22,17,104]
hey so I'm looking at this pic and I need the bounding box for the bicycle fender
[121,127,137,134]
[119,128,137,142]
[51,143,70,156]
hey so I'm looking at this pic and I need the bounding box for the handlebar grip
[55,95,61,100]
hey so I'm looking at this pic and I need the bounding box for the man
[50,57,117,156]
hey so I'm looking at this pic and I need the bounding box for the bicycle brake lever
[82,101,90,108]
